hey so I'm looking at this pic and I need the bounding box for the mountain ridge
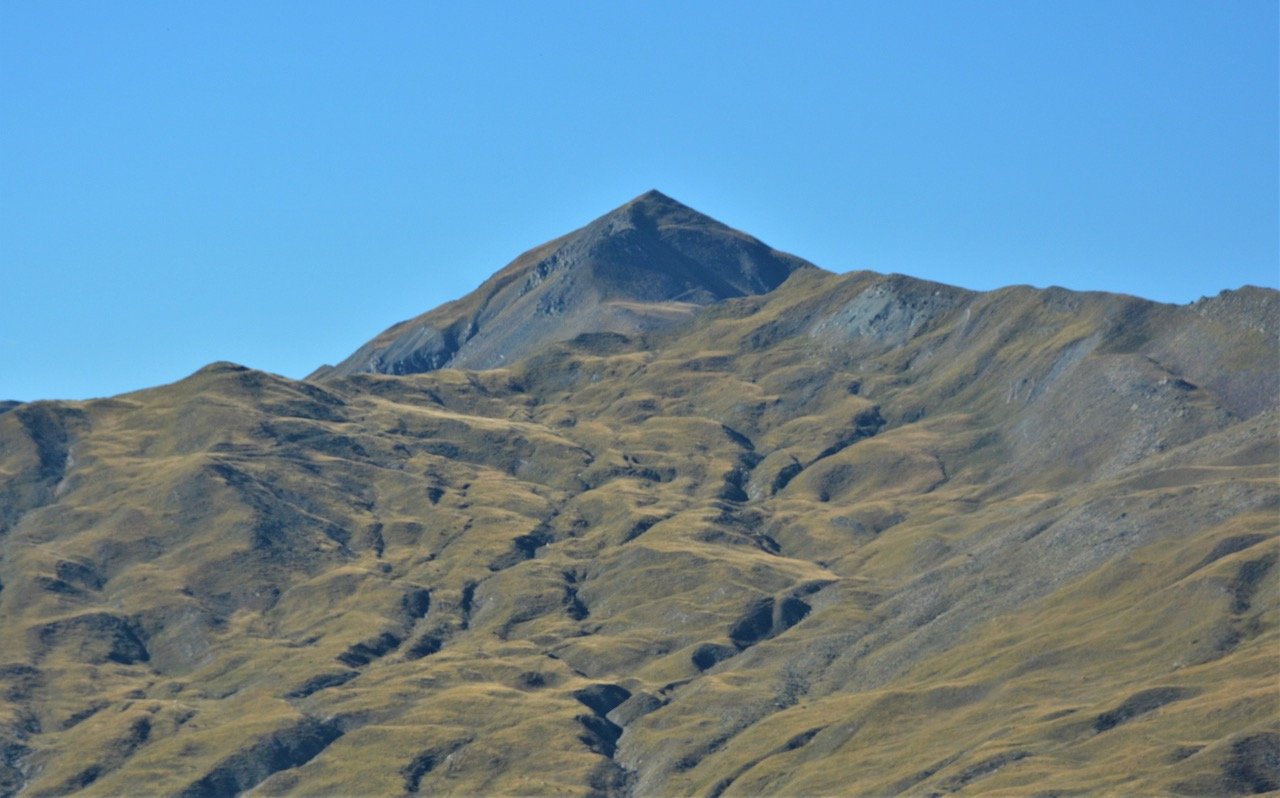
[311,190,816,380]
[0,195,1275,796]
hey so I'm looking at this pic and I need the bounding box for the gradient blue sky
[2,2,1276,401]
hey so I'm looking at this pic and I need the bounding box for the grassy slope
[0,269,1275,796]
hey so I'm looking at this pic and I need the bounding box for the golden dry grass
[0,268,1275,796]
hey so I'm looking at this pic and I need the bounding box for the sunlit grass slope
[0,267,1275,796]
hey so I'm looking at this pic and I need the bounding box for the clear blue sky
[2,2,1276,401]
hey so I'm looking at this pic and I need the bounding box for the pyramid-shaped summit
[313,190,817,378]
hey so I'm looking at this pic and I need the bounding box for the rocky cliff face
[0,196,1275,796]
[312,190,814,378]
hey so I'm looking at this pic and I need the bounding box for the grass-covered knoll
[0,265,1275,796]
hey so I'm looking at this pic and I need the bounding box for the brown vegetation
[0,194,1275,795]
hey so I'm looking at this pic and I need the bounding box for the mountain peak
[632,187,674,204]
[625,188,684,207]
[617,188,709,217]
[579,190,735,245]
[314,193,816,378]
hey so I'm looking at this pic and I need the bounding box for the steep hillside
[0,198,1276,797]
[311,190,813,379]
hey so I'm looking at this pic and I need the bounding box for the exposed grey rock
[313,190,815,379]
